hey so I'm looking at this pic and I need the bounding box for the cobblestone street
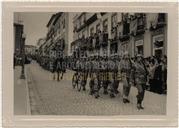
[26,61,166,115]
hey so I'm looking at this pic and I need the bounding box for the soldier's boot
[103,90,108,95]
[89,90,94,95]
[103,84,108,95]
[94,91,100,99]
[82,84,86,91]
[123,87,130,103]
[123,98,130,103]
[136,93,144,110]
[89,80,94,95]
[83,87,86,91]
[114,83,119,94]
[110,93,115,98]
[89,84,94,95]
[61,73,64,80]
[109,85,115,98]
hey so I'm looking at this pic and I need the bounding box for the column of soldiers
[73,53,148,110]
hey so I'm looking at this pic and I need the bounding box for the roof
[53,12,63,25]
[46,14,56,27]
[46,12,63,27]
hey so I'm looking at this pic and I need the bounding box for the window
[79,18,82,27]
[123,20,130,35]
[135,39,144,55]
[153,34,164,58]
[136,45,143,55]
[111,13,117,28]
[82,30,85,38]
[110,43,118,54]
[63,19,65,29]
[83,14,86,24]
[158,13,165,23]
[103,19,108,33]
[96,24,100,33]
[90,27,94,36]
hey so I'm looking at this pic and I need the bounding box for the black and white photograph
[13,12,168,115]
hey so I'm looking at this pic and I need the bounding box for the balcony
[131,24,145,36]
[87,36,94,51]
[80,37,88,50]
[150,13,166,31]
[119,20,130,42]
[94,35,100,49]
[99,32,108,47]
[55,39,65,51]
[119,34,130,42]
[76,22,86,33]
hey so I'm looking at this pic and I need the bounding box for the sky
[14,12,54,46]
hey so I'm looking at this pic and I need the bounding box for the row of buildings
[71,12,167,58]
[37,12,75,59]
[14,13,24,57]
[37,12,167,59]
[14,13,36,58]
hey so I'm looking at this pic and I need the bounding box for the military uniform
[112,59,121,94]
[108,59,116,98]
[102,58,109,94]
[120,58,132,103]
[134,59,148,109]
[81,59,86,91]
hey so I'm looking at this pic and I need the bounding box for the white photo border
[2,2,178,127]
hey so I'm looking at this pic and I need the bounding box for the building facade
[14,23,24,56]
[41,12,75,59]
[37,38,46,57]
[71,13,167,58]
[14,13,25,56]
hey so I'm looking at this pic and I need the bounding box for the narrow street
[25,61,166,115]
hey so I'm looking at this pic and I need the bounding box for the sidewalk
[14,66,31,115]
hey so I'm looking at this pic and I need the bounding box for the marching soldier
[102,56,109,95]
[108,57,116,98]
[89,57,94,95]
[133,54,148,110]
[112,56,120,95]
[94,56,101,97]
[81,57,87,91]
[120,52,132,103]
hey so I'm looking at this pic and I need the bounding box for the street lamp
[20,33,26,79]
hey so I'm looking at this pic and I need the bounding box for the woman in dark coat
[153,59,163,94]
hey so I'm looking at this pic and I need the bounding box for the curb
[24,65,31,115]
